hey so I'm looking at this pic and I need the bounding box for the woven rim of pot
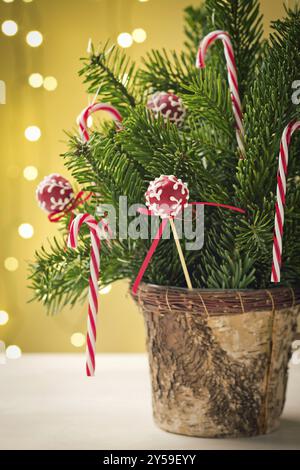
[134,283,300,316]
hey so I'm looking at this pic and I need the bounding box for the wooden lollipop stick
[169,217,193,290]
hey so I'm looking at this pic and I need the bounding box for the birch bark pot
[135,284,300,438]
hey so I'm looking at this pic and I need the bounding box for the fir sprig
[206,0,264,99]
[79,43,138,113]
[29,1,300,313]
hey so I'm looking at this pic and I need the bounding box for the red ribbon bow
[48,191,93,230]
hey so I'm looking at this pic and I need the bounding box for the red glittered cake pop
[147,92,186,126]
[145,175,189,219]
[36,174,74,213]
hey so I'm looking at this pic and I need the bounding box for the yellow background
[0,0,294,353]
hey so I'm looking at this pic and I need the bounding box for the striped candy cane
[271,121,300,283]
[68,213,102,376]
[196,30,245,158]
[78,102,123,142]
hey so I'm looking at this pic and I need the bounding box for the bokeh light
[117,32,133,48]
[6,345,22,359]
[132,28,147,43]
[18,223,34,239]
[4,257,19,272]
[0,311,9,326]
[2,1,15,3]
[23,165,38,181]
[70,332,85,347]
[28,73,43,88]
[25,126,41,142]
[43,76,58,91]
[26,30,43,47]
[1,20,18,36]
[100,284,112,295]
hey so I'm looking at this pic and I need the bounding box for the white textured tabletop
[0,354,299,450]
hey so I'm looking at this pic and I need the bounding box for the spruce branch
[237,8,300,205]
[139,49,198,95]
[206,0,264,99]
[182,69,234,137]
[184,5,209,61]
[29,1,300,312]
[29,237,91,314]
[79,43,138,112]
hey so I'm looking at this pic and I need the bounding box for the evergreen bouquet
[30,0,300,438]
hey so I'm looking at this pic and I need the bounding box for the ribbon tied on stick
[48,190,93,227]
[132,175,246,295]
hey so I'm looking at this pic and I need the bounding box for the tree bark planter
[135,283,300,438]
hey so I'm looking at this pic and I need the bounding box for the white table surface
[0,354,300,450]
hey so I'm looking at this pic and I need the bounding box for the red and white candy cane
[68,213,103,376]
[196,30,245,158]
[271,121,300,283]
[79,102,123,142]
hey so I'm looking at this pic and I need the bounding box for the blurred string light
[43,76,57,91]
[1,20,18,36]
[25,125,41,141]
[28,73,43,88]
[117,32,133,48]
[132,28,147,43]
[0,311,9,326]
[23,0,34,2]
[18,223,34,239]
[70,332,85,347]
[6,345,22,359]
[99,284,112,295]
[4,257,19,272]
[26,30,43,47]
[23,165,38,181]
[3,0,32,366]
[28,74,57,91]
[138,0,149,2]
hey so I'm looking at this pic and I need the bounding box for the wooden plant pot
[135,284,300,438]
